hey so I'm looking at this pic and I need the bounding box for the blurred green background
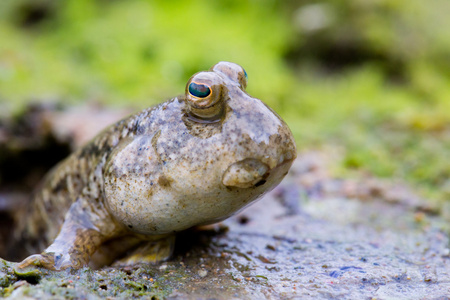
[1,0,450,205]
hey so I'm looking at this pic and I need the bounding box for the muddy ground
[0,104,449,299]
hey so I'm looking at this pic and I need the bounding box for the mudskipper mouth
[222,152,296,189]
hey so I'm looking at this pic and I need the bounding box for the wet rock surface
[0,104,449,299]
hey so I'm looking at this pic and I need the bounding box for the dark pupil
[189,82,211,98]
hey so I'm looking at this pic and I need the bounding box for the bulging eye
[210,62,247,89]
[188,82,211,98]
[185,71,225,121]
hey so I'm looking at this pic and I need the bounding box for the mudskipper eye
[243,68,248,81]
[188,82,211,98]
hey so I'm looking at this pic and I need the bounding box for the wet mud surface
[0,105,449,299]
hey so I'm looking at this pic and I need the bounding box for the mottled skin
[12,62,296,271]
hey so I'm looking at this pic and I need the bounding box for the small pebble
[198,269,208,278]
[266,244,276,251]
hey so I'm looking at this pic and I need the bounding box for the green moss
[0,0,291,109]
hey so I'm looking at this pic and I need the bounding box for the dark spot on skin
[55,253,62,263]
[181,108,223,139]
[254,179,266,187]
[78,142,107,158]
[238,215,250,225]
[158,175,173,187]
[151,130,161,157]
[51,180,66,193]
[120,201,124,206]
[275,135,282,144]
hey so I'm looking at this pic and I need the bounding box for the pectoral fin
[222,158,269,188]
